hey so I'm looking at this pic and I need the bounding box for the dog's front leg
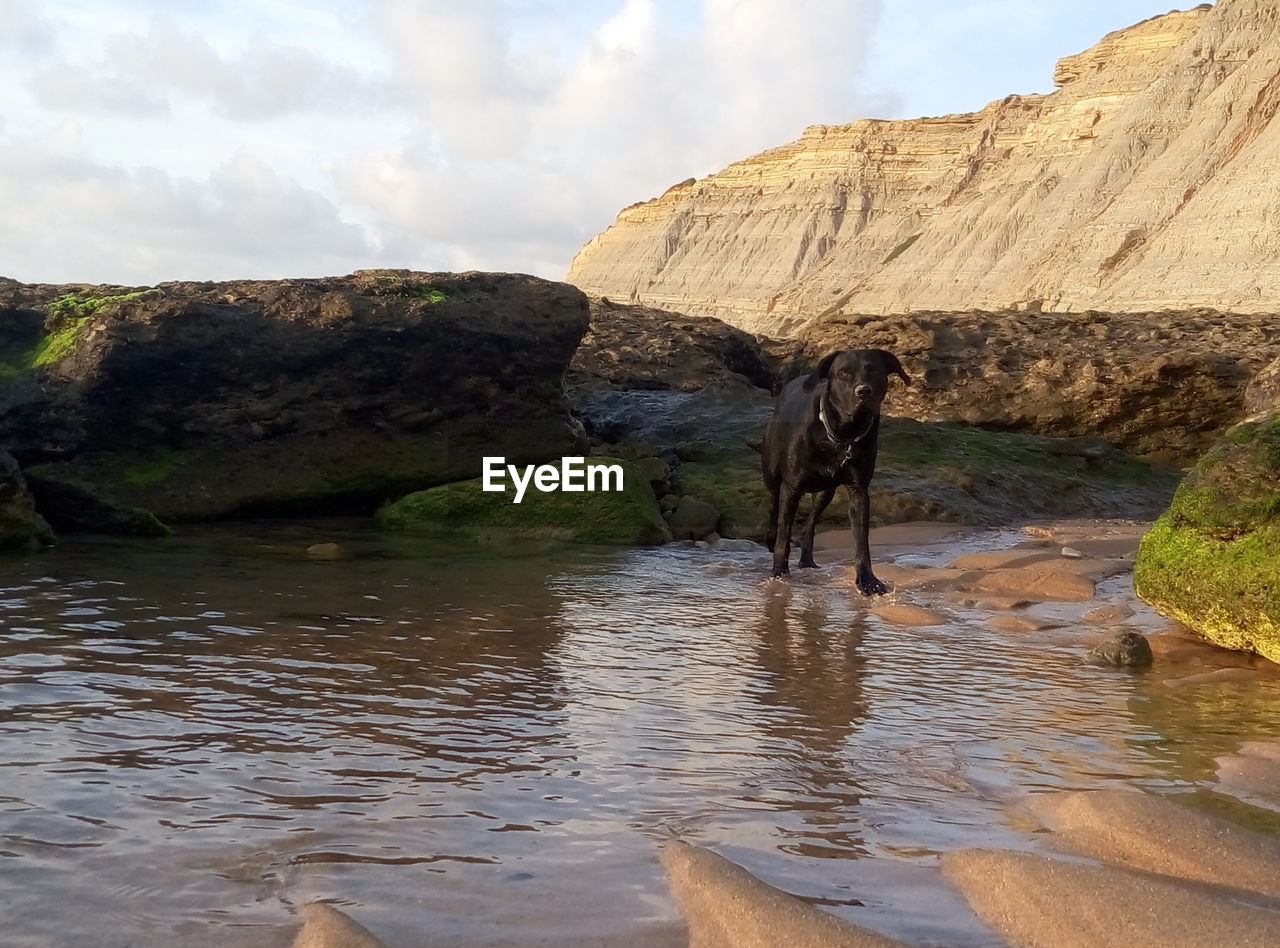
[771,486,802,577]
[847,483,887,596]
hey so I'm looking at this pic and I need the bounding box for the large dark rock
[800,310,1279,464]
[0,271,589,521]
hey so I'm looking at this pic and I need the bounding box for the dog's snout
[854,384,873,400]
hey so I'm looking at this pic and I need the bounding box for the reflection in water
[2,522,1280,946]
[747,585,870,859]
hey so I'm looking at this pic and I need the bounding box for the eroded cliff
[569,1,1280,334]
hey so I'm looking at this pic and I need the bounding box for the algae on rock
[376,459,671,546]
[1135,412,1280,662]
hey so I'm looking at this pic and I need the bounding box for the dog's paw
[771,565,791,579]
[855,571,889,596]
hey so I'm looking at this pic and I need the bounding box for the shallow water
[3,520,1280,947]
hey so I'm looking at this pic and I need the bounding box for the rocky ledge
[0,270,589,537]
[799,308,1280,464]
[565,298,1182,544]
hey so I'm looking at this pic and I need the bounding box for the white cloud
[0,123,384,284]
[0,0,54,54]
[344,0,887,276]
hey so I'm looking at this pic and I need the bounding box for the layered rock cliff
[568,1,1280,333]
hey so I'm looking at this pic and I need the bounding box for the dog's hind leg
[770,486,802,578]
[765,483,780,553]
[797,488,835,569]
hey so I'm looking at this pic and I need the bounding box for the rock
[1245,356,1280,416]
[633,455,670,487]
[1134,412,1280,661]
[306,542,347,561]
[1087,630,1153,667]
[1061,546,1084,559]
[712,537,760,552]
[974,563,1097,602]
[23,473,168,537]
[871,603,947,627]
[660,841,910,948]
[291,903,386,948]
[0,271,589,521]
[1082,602,1135,624]
[568,296,790,392]
[659,493,680,512]
[668,495,721,541]
[1027,790,1280,899]
[0,451,54,551]
[942,848,1280,948]
[570,3,1280,361]
[375,458,671,546]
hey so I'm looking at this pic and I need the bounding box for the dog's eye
[838,369,851,379]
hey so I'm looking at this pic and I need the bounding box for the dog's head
[814,349,910,416]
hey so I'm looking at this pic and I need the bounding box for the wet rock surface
[0,271,590,524]
[1087,630,1154,667]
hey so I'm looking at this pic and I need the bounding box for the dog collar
[819,391,874,465]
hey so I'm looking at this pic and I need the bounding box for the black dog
[761,349,910,592]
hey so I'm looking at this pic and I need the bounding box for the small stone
[1087,630,1153,667]
[1061,546,1085,559]
[306,542,347,560]
[1083,602,1136,624]
[668,495,720,541]
[634,455,670,486]
[712,537,760,552]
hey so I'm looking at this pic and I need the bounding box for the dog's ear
[875,350,911,386]
[814,350,842,380]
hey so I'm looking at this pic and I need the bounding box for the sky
[0,0,1195,286]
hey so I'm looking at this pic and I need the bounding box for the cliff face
[568,1,1280,334]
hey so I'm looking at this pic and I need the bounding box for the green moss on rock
[0,507,55,552]
[673,417,1178,542]
[1135,413,1280,661]
[376,458,671,545]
